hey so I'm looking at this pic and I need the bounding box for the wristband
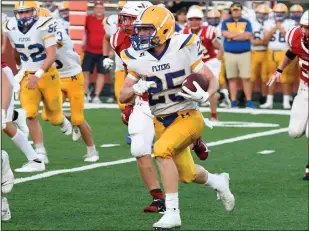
[276,68,283,74]
[35,68,45,78]
[103,55,109,59]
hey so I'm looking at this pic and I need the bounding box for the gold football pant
[20,66,63,125]
[153,109,204,183]
[42,72,85,126]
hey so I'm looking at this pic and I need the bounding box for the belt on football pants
[156,112,178,128]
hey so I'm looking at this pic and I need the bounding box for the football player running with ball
[267,10,309,180]
[119,6,235,229]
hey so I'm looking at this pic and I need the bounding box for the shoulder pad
[120,48,137,62]
[36,17,56,30]
[177,33,199,50]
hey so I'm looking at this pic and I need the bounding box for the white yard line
[14,127,288,185]
[14,101,291,115]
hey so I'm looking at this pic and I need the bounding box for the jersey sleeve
[180,34,204,73]
[208,26,217,41]
[285,26,298,48]
[2,20,16,48]
[120,49,139,81]
[37,17,58,48]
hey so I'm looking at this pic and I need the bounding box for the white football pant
[289,80,309,139]
[2,66,16,122]
[205,58,222,80]
[128,97,154,157]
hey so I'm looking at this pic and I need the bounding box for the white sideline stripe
[14,127,288,185]
[13,101,291,115]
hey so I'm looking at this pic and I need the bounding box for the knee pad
[25,108,38,119]
[71,114,84,126]
[131,135,152,157]
[48,113,63,126]
[153,140,172,159]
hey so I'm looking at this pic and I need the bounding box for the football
[182,73,209,92]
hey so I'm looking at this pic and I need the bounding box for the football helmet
[255,4,270,23]
[207,9,221,27]
[186,8,204,30]
[300,10,309,44]
[290,4,304,23]
[131,6,175,50]
[14,1,40,28]
[118,1,152,35]
[118,1,127,10]
[57,2,70,21]
[39,7,52,17]
[273,3,288,22]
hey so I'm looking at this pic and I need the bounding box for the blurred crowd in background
[2,1,308,109]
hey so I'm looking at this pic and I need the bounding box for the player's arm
[263,26,277,44]
[212,39,223,60]
[2,31,8,55]
[103,34,112,57]
[119,75,137,104]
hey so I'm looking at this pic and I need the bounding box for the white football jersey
[264,19,296,51]
[55,27,82,77]
[121,33,204,115]
[251,20,267,51]
[103,14,123,71]
[3,16,57,72]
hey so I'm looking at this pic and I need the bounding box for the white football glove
[103,57,114,70]
[2,109,8,130]
[266,70,282,86]
[178,81,209,103]
[132,80,155,95]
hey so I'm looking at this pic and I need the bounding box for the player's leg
[1,151,14,221]
[239,52,255,108]
[114,70,126,111]
[224,52,239,107]
[128,102,164,213]
[261,50,277,108]
[260,51,269,104]
[18,73,47,168]
[40,67,72,135]
[281,54,296,109]
[92,56,107,103]
[64,73,99,162]
[12,108,29,138]
[82,51,96,102]
[153,110,234,229]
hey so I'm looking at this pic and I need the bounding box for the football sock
[11,129,38,161]
[87,145,96,154]
[35,143,47,154]
[206,172,224,191]
[211,113,218,120]
[150,189,164,200]
[166,192,179,211]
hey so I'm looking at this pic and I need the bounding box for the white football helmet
[300,10,309,44]
[186,8,204,30]
[118,1,153,34]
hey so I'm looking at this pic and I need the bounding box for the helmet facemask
[118,13,136,35]
[301,24,309,45]
[274,12,286,22]
[14,7,38,29]
[187,18,203,30]
[131,24,160,50]
[290,11,302,23]
[256,12,268,23]
[207,17,220,27]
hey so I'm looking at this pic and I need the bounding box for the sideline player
[39,8,99,162]
[3,1,73,166]
[120,6,235,229]
[267,10,309,180]
[261,3,296,109]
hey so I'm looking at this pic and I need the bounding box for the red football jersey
[1,61,7,68]
[183,25,217,62]
[111,28,131,57]
[111,29,148,101]
[286,26,309,84]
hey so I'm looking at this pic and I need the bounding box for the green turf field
[2,105,308,230]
